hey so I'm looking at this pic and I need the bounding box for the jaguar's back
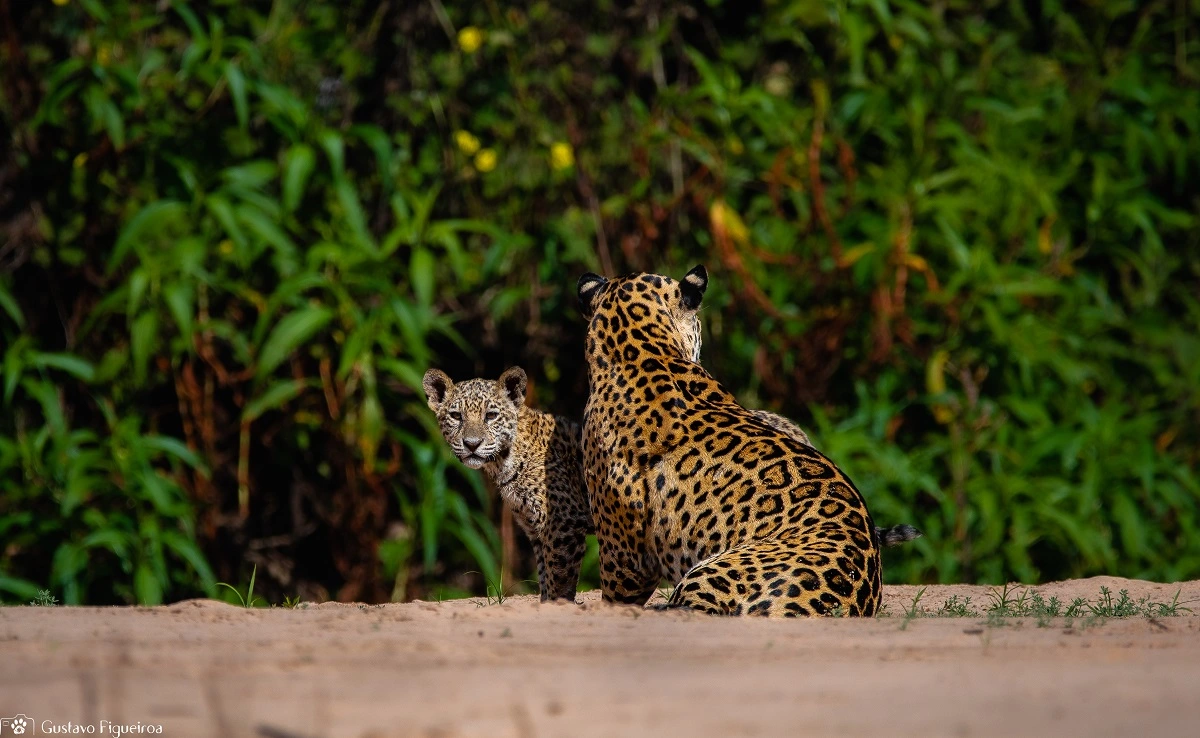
[577,266,882,616]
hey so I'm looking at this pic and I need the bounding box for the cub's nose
[462,436,483,453]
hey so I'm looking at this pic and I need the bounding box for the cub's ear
[497,366,528,407]
[423,369,453,412]
[577,272,608,317]
[680,264,708,310]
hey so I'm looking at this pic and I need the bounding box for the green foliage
[894,584,1193,625]
[1,1,1198,603]
[29,589,59,607]
[898,585,927,629]
[216,564,264,608]
[935,595,974,618]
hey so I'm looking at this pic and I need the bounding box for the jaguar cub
[422,367,592,601]
[578,265,886,616]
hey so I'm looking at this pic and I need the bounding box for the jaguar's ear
[577,272,608,317]
[423,369,453,412]
[680,264,708,310]
[497,366,528,407]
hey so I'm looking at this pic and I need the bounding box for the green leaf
[360,391,383,469]
[238,205,298,260]
[173,2,207,41]
[131,311,159,385]
[411,247,435,307]
[163,281,194,339]
[84,85,125,148]
[225,61,248,130]
[0,575,41,602]
[78,0,110,22]
[420,496,441,571]
[30,352,95,382]
[252,272,330,345]
[282,144,316,213]
[243,379,310,421]
[247,563,259,607]
[454,522,499,588]
[335,179,375,254]
[139,467,180,515]
[221,160,278,192]
[205,194,248,251]
[50,543,87,604]
[2,337,27,405]
[378,358,426,395]
[141,434,208,475]
[109,201,188,273]
[127,268,149,318]
[162,531,217,596]
[256,306,333,377]
[134,563,164,606]
[0,282,25,328]
[256,82,307,138]
[23,378,65,435]
[63,450,103,515]
[319,129,345,177]
[81,529,130,559]
[349,124,394,193]
[179,40,208,79]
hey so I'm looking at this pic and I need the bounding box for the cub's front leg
[537,521,587,602]
[531,541,551,602]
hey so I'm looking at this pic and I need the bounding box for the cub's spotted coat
[422,367,591,601]
[578,265,884,616]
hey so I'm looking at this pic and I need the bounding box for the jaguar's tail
[874,524,923,548]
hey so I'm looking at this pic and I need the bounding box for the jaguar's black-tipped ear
[577,272,608,316]
[423,369,453,412]
[680,264,708,310]
[497,366,528,407]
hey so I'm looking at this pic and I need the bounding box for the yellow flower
[709,200,749,245]
[550,142,574,170]
[218,239,234,255]
[97,44,111,65]
[52,0,69,5]
[454,130,480,155]
[458,26,484,54]
[72,153,88,169]
[473,148,497,172]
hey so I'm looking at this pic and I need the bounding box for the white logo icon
[0,715,32,735]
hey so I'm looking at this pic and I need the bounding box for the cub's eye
[485,410,499,421]
[448,411,462,422]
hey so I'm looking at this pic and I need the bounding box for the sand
[2,576,1199,738]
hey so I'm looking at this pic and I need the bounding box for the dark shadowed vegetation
[1,0,1198,604]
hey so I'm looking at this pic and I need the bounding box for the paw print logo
[0,714,32,735]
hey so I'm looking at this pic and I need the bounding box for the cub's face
[422,367,528,470]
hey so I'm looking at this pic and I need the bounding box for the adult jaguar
[578,265,883,616]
